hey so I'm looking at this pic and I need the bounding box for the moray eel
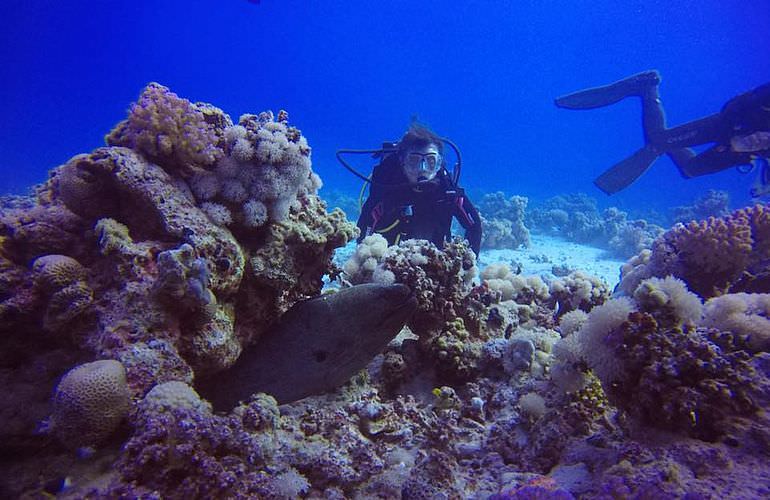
[197,283,416,409]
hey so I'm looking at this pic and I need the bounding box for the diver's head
[397,123,444,184]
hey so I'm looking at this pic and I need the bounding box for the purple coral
[605,312,759,440]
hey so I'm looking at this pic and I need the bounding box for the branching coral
[618,204,770,299]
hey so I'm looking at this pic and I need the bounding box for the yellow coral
[95,218,132,255]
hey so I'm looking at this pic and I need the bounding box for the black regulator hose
[336,136,462,187]
[441,136,462,186]
[335,148,389,183]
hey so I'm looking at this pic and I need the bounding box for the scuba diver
[337,123,482,256]
[554,70,770,195]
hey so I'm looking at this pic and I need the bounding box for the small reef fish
[197,283,417,409]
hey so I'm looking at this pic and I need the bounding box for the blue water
[1,0,768,214]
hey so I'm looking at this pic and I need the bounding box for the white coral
[634,275,702,327]
[575,296,636,386]
[701,293,770,351]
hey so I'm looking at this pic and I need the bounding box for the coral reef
[670,189,730,225]
[0,83,359,496]
[478,191,531,250]
[527,193,663,258]
[559,276,762,440]
[2,84,770,499]
[618,204,770,298]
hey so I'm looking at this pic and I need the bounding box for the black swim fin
[594,145,660,195]
[555,70,661,110]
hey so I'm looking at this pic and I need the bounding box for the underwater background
[2,0,769,210]
[3,1,770,499]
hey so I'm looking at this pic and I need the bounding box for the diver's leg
[654,112,727,149]
[555,70,661,110]
[675,145,751,178]
[667,148,698,178]
[640,81,666,143]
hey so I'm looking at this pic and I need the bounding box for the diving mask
[403,152,441,175]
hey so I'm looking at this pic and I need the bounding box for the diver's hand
[731,131,770,153]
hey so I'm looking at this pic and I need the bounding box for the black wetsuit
[644,81,770,177]
[356,154,482,255]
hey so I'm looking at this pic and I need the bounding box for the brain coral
[31,254,94,331]
[31,254,87,291]
[50,359,131,448]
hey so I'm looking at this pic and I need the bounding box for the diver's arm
[356,199,373,243]
[453,194,482,256]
